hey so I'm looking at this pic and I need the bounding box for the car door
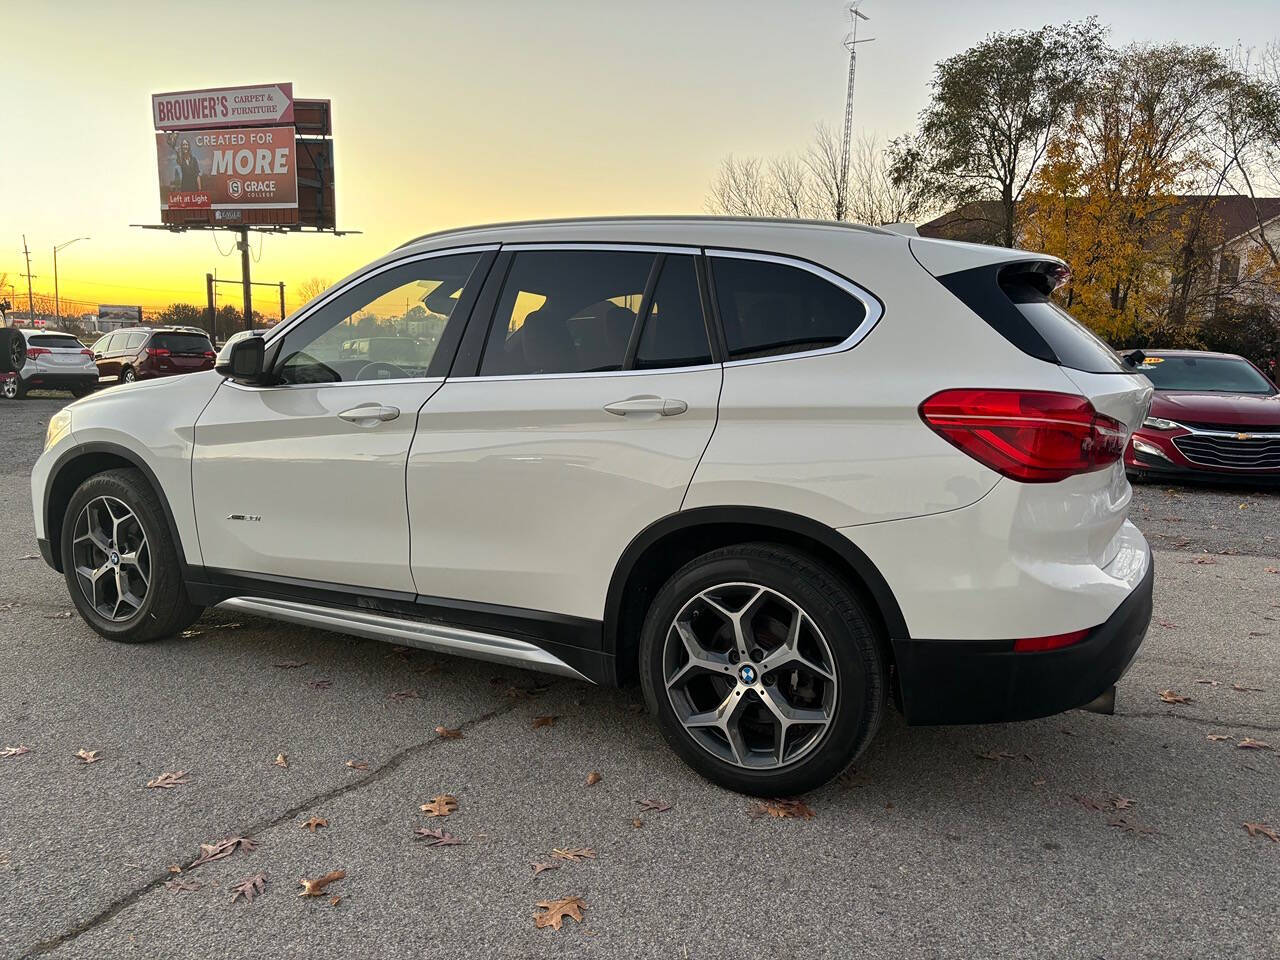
[92,333,117,382]
[191,248,494,594]
[407,246,723,620]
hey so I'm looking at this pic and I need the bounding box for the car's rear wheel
[1,377,17,400]
[60,468,203,643]
[121,367,136,383]
[0,329,25,374]
[639,543,886,796]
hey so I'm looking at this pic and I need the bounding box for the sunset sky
[3,0,1277,316]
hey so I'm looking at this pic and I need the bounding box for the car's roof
[397,215,892,251]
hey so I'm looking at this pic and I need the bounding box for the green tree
[893,18,1108,247]
[158,302,204,328]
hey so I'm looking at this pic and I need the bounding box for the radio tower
[838,1,873,220]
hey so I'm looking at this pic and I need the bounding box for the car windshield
[1136,355,1276,395]
[27,334,83,348]
[152,333,213,353]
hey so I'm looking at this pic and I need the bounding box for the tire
[0,329,25,374]
[121,367,136,383]
[1,377,17,400]
[639,542,887,796]
[60,468,203,643]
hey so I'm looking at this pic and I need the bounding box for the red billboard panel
[152,83,294,130]
[157,127,298,213]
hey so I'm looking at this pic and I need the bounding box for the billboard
[152,83,294,131]
[98,305,143,322]
[157,127,298,212]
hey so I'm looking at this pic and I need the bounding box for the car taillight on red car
[145,347,171,357]
[919,388,1128,483]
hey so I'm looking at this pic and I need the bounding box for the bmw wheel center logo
[738,664,757,684]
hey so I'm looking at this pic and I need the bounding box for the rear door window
[633,256,712,370]
[709,256,867,361]
[123,332,147,352]
[479,250,653,376]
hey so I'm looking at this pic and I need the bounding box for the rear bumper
[20,372,97,390]
[892,556,1153,725]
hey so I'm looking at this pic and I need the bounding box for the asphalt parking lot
[2,393,1278,960]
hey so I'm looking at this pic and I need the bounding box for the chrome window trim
[451,363,721,385]
[498,241,699,255]
[223,375,445,394]
[704,247,884,368]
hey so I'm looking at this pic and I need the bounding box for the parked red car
[1123,349,1280,483]
[91,327,216,385]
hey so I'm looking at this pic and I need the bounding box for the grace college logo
[227,179,243,199]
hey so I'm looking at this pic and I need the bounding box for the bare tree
[294,276,334,306]
[707,126,930,226]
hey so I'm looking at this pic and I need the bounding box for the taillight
[1013,628,1090,652]
[26,346,51,358]
[919,388,1127,483]
[203,350,216,359]
[80,348,94,357]
[146,347,171,357]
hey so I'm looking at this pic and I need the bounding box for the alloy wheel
[71,496,150,622]
[662,582,838,770]
[1,378,16,399]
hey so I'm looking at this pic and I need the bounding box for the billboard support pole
[238,228,252,331]
[278,282,286,322]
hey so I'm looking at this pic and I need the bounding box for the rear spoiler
[909,236,1067,278]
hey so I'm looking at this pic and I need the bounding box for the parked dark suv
[91,327,216,385]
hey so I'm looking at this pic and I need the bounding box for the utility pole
[838,1,874,221]
[278,281,286,322]
[237,227,252,331]
[52,237,90,322]
[21,234,36,321]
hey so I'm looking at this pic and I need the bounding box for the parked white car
[31,217,1154,794]
[11,330,98,398]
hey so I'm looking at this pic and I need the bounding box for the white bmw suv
[31,217,1154,795]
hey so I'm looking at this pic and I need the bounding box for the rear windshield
[27,334,83,348]
[1135,356,1276,395]
[1002,277,1127,374]
[152,333,213,353]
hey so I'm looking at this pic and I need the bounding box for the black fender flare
[603,505,910,666]
[44,441,195,579]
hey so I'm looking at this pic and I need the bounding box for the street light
[52,236,90,322]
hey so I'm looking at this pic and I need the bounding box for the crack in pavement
[1117,710,1280,733]
[19,687,547,958]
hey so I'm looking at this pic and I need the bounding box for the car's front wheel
[1,377,17,400]
[639,543,887,796]
[60,468,203,643]
[121,367,137,384]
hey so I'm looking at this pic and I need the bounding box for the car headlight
[1141,417,1181,431]
[45,409,72,451]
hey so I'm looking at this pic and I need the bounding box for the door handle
[338,403,400,424]
[603,396,688,417]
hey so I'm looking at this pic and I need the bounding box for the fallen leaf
[146,770,189,789]
[420,795,458,817]
[189,837,258,869]
[301,817,328,833]
[530,861,560,877]
[1155,618,1178,629]
[631,818,644,828]
[388,689,420,703]
[1264,567,1279,574]
[168,864,182,874]
[75,749,101,764]
[1108,816,1158,835]
[329,895,342,907]
[1072,794,1105,811]
[273,660,308,669]
[534,895,586,931]
[345,760,369,771]
[747,798,817,820]
[16,554,38,560]
[1,746,31,759]
[1157,689,1193,705]
[635,799,672,813]
[180,628,205,639]
[230,872,266,904]
[551,847,597,862]
[1111,795,1136,810]
[532,715,558,728]
[273,753,288,768]
[1238,738,1272,750]
[435,726,463,740]
[164,878,200,893]
[1207,734,1232,741]
[1192,556,1217,565]
[414,828,463,846]
[308,679,333,690]
[1243,822,1279,842]
[298,869,345,898]
[585,771,602,787]
[1231,683,1264,693]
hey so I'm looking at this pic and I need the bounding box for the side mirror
[1122,349,1146,367]
[215,335,265,382]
